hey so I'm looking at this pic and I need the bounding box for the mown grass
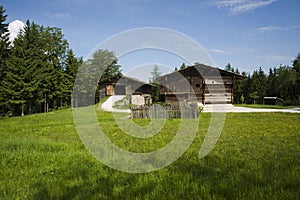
[0,109,299,199]
[235,104,299,109]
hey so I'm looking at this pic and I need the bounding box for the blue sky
[2,0,300,79]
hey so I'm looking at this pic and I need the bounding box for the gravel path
[100,96,300,114]
[202,104,300,113]
[100,95,130,113]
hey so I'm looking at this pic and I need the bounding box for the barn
[157,63,244,104]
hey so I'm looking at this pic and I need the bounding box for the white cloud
[52,12,72,19]
[215,0,245,8]
[244,25,299,41]
[256,25,300,32]
[172,9,191,17]
[48,12,75,20]
[214,0,279,14]
[8,20,25,42]
[208,48,225,53]
[257,25,284,32]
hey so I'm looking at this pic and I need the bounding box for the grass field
[0,108,299,199]
[234,104,299,109]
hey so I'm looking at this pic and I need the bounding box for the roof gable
[157,63,245,81]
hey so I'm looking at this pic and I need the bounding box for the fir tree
[0,5,10,114]
[2,20,72,115]
[64,49,82,106]
[150,65,162,102]
[180,63,186,70]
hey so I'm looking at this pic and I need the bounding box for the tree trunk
[21,103,24,116]
[44,94,47,113]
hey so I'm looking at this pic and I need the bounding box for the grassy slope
[0,110,299,199]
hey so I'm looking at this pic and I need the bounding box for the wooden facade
[98,74,153,100]
[157,63,244,104]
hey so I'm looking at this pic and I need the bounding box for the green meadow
[0,109,299,199]
[234,104,298,109]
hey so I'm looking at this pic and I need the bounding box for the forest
[228,59,300,106]
[0,5,299,116]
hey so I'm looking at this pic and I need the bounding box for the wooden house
[98,74,153,105]
[157,63,244,104]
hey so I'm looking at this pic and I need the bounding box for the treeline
[0,6,82,116]
[229,57,300,105]
[1,4,299,116]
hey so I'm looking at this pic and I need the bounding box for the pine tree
[0,5,10,72]
[292,54,300,105]
[266,68,277,97]
[180,63,186,70]
[224,63,234,72]
[2,20,72,115]
[241,74,252,104]
[2,21,43,115]
[39,25,69,110]
[0,5,10,114]
[150,65,161,84]
[257,67,267,103]
[276,66,297,105]
[64,49,82,106]
[65,49,80,79]
[150,65,162,102]
[233,78,243,104]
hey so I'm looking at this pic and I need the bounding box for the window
[195,83,200,88]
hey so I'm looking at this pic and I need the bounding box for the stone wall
[131,95,145,106]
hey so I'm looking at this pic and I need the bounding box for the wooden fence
[130,103,200,119]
